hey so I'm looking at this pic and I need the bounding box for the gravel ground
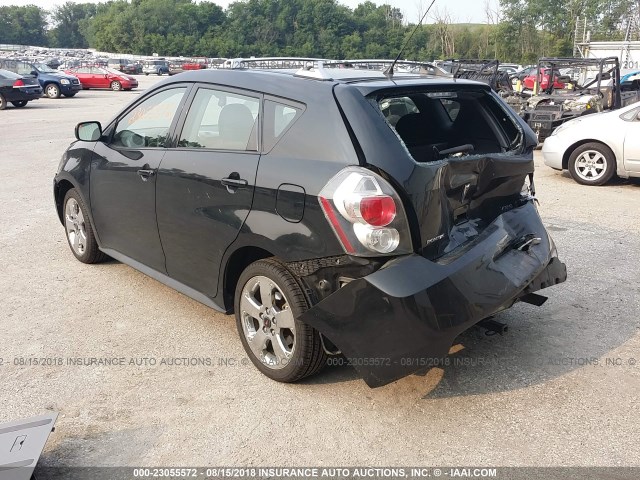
[1,75,639,469]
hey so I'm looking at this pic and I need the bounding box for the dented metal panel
[300,202,567,387]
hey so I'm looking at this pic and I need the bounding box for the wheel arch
[54,179,77,225]
[222,246,275,312]
[562,139,615,170]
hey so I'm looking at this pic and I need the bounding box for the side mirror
[557,75,572,83]
[75,121,102,141]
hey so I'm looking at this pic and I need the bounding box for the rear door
[72,67,93,87]
[90,67,109,88]
[156,84,261,297]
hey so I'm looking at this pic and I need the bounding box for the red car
[523,68,566,90]
[64,66,138,91]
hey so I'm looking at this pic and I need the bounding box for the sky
[0,0,499,24]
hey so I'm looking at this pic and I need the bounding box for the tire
[63,189,107,264]
[63,92,77,98]
[0,93,6,110]
[110,81,122,91]
[45,83,61,99]
[235,258,327,383]
[11,100,28,107]
[568,142,616,186]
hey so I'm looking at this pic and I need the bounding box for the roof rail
[324,59,450,76]
[222,57,331,70]
[293,61,334,80]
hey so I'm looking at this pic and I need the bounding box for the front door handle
[137,168,155,181]
[221,173,248,192]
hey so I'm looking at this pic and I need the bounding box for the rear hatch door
[334,80,538,258]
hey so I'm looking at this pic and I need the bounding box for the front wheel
[110,81,122,91]
[63,92,77,98]
[12,100,28,107]
[63,189,107,264]
[235,259,327,383]
[568,142,616,186]
[45,83,61,99]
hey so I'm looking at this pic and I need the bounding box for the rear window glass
[375,89,521,162]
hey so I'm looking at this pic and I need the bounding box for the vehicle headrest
[395,113,426,145]
[219,103,255,150]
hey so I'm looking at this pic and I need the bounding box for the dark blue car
[0,59,81,99]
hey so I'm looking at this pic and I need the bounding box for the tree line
[0,0,636,64]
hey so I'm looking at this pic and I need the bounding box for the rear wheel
[0,94,8,110]
[235,259,327,383]
[568,142,616,186]
[11,100,28,107]
[45,83,61,99]
[63,189,107,264]
[110,81,122,91]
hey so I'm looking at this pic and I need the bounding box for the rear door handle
[221,174,248,192]
[137,169,155,181]
[221,177,248,187]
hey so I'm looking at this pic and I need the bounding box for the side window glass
[263,100,303,151]
[112,87,186,148]
[179,88,259,151]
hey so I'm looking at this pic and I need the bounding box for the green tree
[0,5,48,46]
[48,2,97,48]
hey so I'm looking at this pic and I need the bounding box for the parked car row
[0,58,81,98]
[0,58,140,110]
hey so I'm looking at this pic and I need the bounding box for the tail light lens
[13,79,24,87]
[318,167,412,256]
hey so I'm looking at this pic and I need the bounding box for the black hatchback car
[54,65,567,387]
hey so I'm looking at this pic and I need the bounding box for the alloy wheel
[64,198,87,255]
[239,275,296,369]
[574,149,607,182]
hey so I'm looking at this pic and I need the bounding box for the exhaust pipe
[478,317,508,336]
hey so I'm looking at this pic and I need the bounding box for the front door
[90,86,189,272]
[156,85,261,296]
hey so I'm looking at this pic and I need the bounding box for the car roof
[156,68,490,100]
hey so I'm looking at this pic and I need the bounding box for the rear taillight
[318,167,412,256]
[13,79,24,87]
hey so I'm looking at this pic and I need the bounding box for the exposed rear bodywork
[297,76,566,386]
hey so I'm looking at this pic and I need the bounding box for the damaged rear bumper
[300,201,567,387]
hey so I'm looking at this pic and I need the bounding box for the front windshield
[36,63,56,73]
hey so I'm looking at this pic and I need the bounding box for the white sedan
[542,101,640,185]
